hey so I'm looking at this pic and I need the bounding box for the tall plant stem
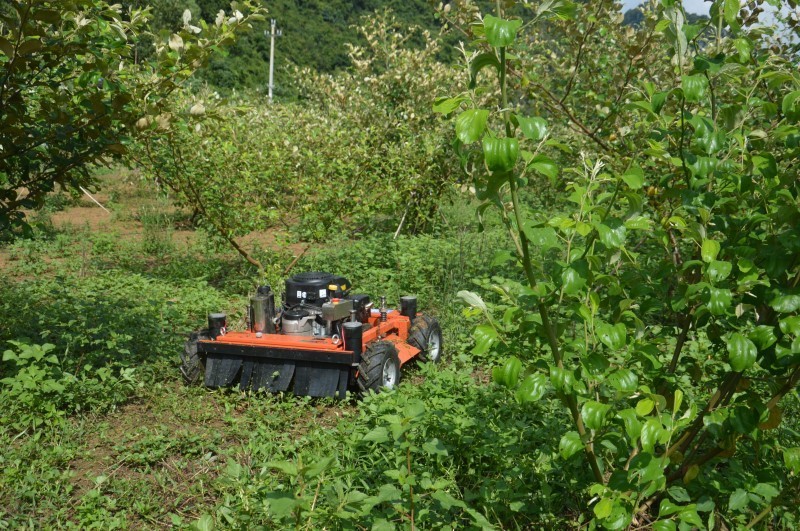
[499,41,603,484]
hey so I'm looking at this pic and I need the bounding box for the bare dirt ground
[0,169,307,275]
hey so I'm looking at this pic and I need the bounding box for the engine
[249,272,373,339]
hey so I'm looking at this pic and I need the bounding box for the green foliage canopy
[441,0,800,527]
[0,0,263,234]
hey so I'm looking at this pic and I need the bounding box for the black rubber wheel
[407,315,443,363]
[357,341,401,393]
[181,329,209,385]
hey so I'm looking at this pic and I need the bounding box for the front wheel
[407,315,443,363]
[181,329,209,385]
[357,341,401,394]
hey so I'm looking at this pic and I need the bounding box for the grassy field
[4,169,798,529]
[1,169,578,529]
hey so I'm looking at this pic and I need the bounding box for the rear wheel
[407,315,443,363]
[181,329,209,385]
[357,341,401,393]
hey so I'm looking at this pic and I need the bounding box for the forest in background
[127,0,694,94]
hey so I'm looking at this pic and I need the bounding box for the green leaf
[781,90,800,118]
[458,290,488,312]
[727,333,757,372]
[433,96,466,115]
[538,1,578,20]
[653,521,676,531]
[677,507,703,528]
[770,294,800,314]
[660,499,681,516]
[267,461,298,476]
[493,357,522,388]
[753,153,777,179]
[753,483,779,501]
[594,498,613,519]
[724,0,739,26]
[482,136,519,172]
[303,456,334,479]
[266,492,299,518]
[431,490,466,510]
[621,165,645,189]
[562,265,587,295]
[456,109,489,144]
[469,52,500,89]
[668,486,691,503]
[701,239,720,263]
[640,418,663,452]
[682,74,708,103]
[707,260,732,283]
[639,454,666,483]
[422,438,448,456]
[728,488,749,512]
[607,369,638,394]
[528,154,558,181]
[550,366,575,392]
[483,15,522,47]
[559,431,583,459]
[598,220,627,249]
[581,400,611,430]
[779,316,800,335]
[707,287,732,316]
[652,92,669,114]
[523,225,559,250]
[784,447,800,473]
[363,427,390,443]
[515,116,548,141]
[749,326,778,350]
[734,38,752,62]
[730,405,758,434]
[618,409,642,439]
[515,373,548,403]
[191,514,215,531]
[636,398,655,416]
[472,324,498,355]
[597,322,627,350]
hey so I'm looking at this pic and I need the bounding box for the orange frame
[206,309,422,365]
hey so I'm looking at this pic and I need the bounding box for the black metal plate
[197,341,354,365]
[251,360,296,392]
[199,345,354,398]
[204,354,242,388]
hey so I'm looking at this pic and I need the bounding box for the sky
[620,0,787,28]
[621,0,710,14]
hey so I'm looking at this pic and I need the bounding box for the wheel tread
[357,341,400,393]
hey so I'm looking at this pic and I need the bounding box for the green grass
[5,178,796,528]
[0,180,542,528]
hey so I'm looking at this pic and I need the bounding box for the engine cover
[284,272,350,307]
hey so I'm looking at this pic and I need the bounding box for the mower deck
[196,310,422,397]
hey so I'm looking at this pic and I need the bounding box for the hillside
[125,0,450,93]
[133,1,678,95]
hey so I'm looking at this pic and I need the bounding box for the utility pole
[267,19,282,104]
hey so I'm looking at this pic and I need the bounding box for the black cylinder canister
[400,296,417,322]
[208,312,226,339]
[343,322,363,364]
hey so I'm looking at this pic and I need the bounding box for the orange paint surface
[201,310,423,364]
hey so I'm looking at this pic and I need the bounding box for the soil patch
[51,206,114,232]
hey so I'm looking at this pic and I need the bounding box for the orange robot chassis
[181,272,442,398]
